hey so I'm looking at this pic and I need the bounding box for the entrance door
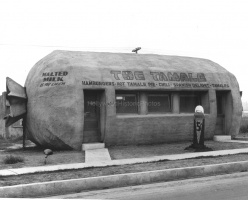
[83,90,101,143]
[216,93,226,135]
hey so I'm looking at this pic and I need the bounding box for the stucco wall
[104,114,215,145]
[25,81,84,150]
[24,51,242,150]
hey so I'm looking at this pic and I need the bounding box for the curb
[1,160,248,198]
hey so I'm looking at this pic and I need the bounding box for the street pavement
[47,171,248,199]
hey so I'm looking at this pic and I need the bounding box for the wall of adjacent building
[0,92,23,140]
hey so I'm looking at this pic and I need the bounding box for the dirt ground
[0,139,85,169]
[108,141,248,159]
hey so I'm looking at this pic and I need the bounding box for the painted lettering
[134,71,145,80]
[117,82,125,86]
[188,73,198,82]
[42,72,49,76]
[45,83,51,86]
[159,83,171,87]
[159,72,168,81]
[122,71,134,80]
[82,81,115,86]
[148,82,156,87]
[180,73,189,82]
[192,83,210,88]
[111,71,207,83]
[150,72,160,81]
[127,82,147,87]
[173,83,191,88]
[197,73,207,82]
[42,71,68,76]
[110,70,121,80]
[167,72,180,81]
[63,71,68,76]
[43,77,56,82]
[41,71,68,87]
[57,77,63,81]
[51,82,66,86]
[211,83,229,88]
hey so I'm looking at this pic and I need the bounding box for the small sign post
[185,105,212,151]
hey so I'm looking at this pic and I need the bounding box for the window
[116,93,138,114]
[115,90,206,115]
[148,94,171,113]
[180,93,201,113]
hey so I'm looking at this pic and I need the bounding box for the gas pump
[185,105,212,151]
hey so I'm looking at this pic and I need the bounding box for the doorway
[83,90,103,143]
[216,92,226,135]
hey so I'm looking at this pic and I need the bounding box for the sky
[0,0,248,102]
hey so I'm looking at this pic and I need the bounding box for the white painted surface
[85,148,111,163]
[82,143,105,151]
[213,135,231,141]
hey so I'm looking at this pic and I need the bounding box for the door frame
[216,91,227,135]
[83,89,106,142]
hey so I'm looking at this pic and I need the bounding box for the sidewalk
[1,142,248,177]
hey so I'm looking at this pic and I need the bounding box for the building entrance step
[213,135,231,141]
[82,143,105,151]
